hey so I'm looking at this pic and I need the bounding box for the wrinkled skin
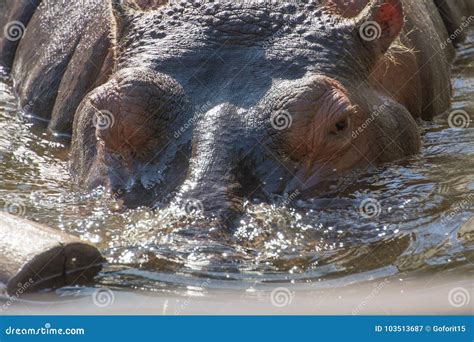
[0,0,471,225]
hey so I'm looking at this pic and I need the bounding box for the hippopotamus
[1,0,472,224]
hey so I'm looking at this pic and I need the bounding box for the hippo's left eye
[335,119,348,131]
[330,117,350,135]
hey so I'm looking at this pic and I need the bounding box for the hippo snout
[68,0,426,228]
[171,103,258,224]
[175,182,244,226]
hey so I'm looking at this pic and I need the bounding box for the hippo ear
[353,0,404,55]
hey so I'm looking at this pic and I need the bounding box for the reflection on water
[0,31,473,296]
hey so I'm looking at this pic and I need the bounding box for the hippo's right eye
[328,115,353,137]
[334,118,349,133]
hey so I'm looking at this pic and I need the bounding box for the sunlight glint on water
[0,31,473,293]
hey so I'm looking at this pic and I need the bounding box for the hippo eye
[331,118,350,135]
[335,120,347,131]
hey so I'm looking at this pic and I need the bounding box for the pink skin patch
[376,2,404,37]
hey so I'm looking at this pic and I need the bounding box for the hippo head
[71,0,419,224]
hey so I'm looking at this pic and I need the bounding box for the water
[0,30,473,305]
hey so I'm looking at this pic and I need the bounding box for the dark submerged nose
[174,103,255,226]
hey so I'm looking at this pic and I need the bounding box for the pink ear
[375,1,404,42]
[357,0,404,54]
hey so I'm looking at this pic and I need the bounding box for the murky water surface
[0,31,473,298]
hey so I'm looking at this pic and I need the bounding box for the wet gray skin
[0,0,473,293]
[71,0,421,226]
